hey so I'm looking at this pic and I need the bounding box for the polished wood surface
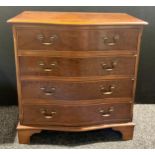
[18,50,137,57]
[7,11,148,25]
[12,26,23,121]
[21,79,133,100]
[19,56,136,77]
[22,103,132,126]
[22,98,132,106]
[112,124,135,140]
[16,26,139,51]
[18,128,41,144]
[17,122,135,144]
[8,11,147,144]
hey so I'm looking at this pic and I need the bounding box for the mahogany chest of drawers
[7,11,147,144]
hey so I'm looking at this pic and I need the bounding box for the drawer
[16,27,139,51]
[21,79,133,100]
[22,103,132,126]
[19,56,136,77]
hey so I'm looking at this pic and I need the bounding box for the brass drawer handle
[103,35,119,46]
[101,61,117,71]
[40,87,56,96]
[37,34,58,46]
[100,85,115,95]
[99,107,114,117]
[39,61,56,72]
[40,109,56,119]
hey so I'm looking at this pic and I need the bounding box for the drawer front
[21,79,133,100]
[22,103,132,126]
[19,56,136,77]
[16,27,139,51]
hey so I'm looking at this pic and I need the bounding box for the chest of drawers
[7,11,147,144]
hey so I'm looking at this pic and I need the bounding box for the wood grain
[112,124,135,140]
[16,26,139,51]
[21,79,134,100]
[8,12,147,143]
[17,122,135,144]
[18,128,41,144]
[21,102,132,126]
[12,26,23,121]
[18,50,137,57]
[19,56,136,77]
[7,11,148,25]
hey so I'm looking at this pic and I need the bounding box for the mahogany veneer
[7,11,148,144]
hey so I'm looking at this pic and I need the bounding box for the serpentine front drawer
[16,26,139,51]
[7,11,148,144]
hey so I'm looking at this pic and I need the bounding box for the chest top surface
[7,11,148,25]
